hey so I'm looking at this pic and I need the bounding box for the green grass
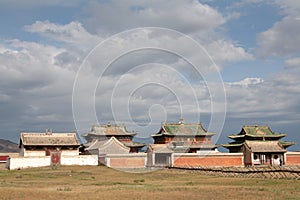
[0,165,299,200]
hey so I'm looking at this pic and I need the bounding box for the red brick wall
[110,157,145,168]
[173,155,243,167]
[286,153,300,165]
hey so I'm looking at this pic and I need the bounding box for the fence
[170,165,300,179]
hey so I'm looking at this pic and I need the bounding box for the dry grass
[0,165,299,200]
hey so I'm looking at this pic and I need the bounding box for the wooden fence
[170,165,300,179]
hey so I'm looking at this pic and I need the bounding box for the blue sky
[0,0,300,151]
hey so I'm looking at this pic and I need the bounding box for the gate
[50,152,61,166]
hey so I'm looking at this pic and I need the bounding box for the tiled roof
[147,144,173,153]
[245,140,286,153]
[243,125,284,136]
[280,141,296,148]
[222,141,244,148]
[20,132,80,146]
[152,119,215,137]
[82,123,137,137]
[228,125,286,139]
[87,137,130,154]
[122,141,146,148]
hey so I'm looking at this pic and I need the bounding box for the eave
[280,141,295,148]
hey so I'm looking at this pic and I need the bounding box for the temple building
[151,118,217,153]
[6,130,98,170]
[222,125,295,166]
[19,130,81,158]
[82,123,145,153]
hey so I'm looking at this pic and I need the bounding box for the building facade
[82,123,145,153]
[222,125,295,166]
[6,130,98,170]
[19,130,80,158]
[151,118,217,153]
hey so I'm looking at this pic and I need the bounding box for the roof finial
[179,118,184,124]
[46,129,52,135]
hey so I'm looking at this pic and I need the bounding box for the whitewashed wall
[61,150,79,156]
[7,156,50,170]
[23,150,46,157]
[61,155,98,166]
[7,155,98,170]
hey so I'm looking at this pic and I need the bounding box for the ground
[0,165,299,200]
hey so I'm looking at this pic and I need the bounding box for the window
[254,154,258,160]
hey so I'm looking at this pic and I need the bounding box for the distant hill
[0,139,19,153]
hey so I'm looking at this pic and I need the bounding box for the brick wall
[286,152,300,165]
[173,153,244,167]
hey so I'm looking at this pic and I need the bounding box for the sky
[0,0,300,151]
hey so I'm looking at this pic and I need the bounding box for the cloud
[257,16,300,57]
[0,39,77,135]
[0,0,81,8]
[227,77,264,86]
[83,0,225,35]
[256,1,300,57]
[225,69,300,120]
[24,21,101,47]
[285,57,300,69]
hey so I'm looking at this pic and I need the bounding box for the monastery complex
[3,118,300,170]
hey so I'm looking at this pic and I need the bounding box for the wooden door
[50,152,61,165]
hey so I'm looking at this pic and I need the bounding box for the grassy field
[0,166,299,200]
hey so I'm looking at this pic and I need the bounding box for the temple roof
[222,140,289,153]
[86,137,130,154]
[82,123,137,137]
[228,125,286,139]
[152,118,215,137]
[147,144,173,153]
[20,131,80,146]
[279,141,296,148]
[245,141,286,153]
[221,141,244,148]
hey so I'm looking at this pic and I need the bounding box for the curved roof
[87,137,130,154]
[152,120,215,137]
[82,123,137,137]
[20,132,80,146]
[228,125,286,139]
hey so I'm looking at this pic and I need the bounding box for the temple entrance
[155,153,172,167]
[50,152,61,166]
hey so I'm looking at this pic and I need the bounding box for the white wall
[61,150,79,156]
[7,155,98,170]
[7,156,50,170]
[23,150,46,157]
[61,155,98,166]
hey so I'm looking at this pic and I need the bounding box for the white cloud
[256,1,300,57]
[83,0,225,35]
[0,0,81,8]
[227,77,264,86]
[257,16,300,57]
[0,39,77,131]
[24,21,101,47]
[285,57,300,68]
[225,69,300,119]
